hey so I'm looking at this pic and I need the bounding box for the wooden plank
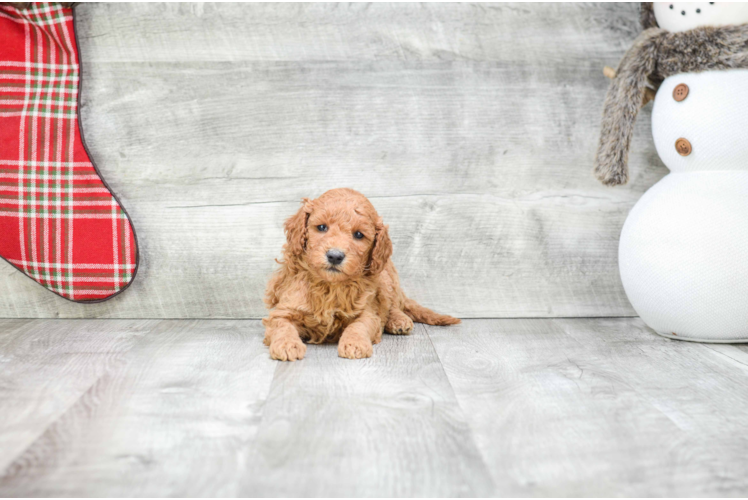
[73,3,641,64]
[0,319,156,474]
[0,3,663,318]
[6,318,748,496]
[0,319,490,496]
[0,319,277,497]
[0,189,636,319]
[239,323,494,497]
[428,318,748,496]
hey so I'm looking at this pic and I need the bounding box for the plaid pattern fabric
[0,3,138,302]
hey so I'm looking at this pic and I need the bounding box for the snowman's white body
[619,70,748,341]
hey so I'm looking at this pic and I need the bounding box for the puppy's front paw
[269,337,307,361]
[385,312,414,335]
[338,338,373,359]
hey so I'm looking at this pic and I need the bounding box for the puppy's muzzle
[326,249,345,266]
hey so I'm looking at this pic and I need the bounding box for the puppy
[263,188,460,361]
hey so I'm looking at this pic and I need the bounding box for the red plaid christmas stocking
[0,3,139,302]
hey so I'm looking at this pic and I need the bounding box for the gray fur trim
[640,3,658,30]
[594,24,748,186]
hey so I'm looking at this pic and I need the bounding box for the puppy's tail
[403,298,461,326]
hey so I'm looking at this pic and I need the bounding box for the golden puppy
[263,188,460,361]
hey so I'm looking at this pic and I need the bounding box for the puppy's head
[283,188,392,282]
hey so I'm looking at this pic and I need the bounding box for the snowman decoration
[595,2,748,342]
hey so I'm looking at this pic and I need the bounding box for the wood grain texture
[5,318,748,496]
[0,3,666,318]
[73,3,643,64]
[240,323,493,497]
[0,319,491,497]
[428,318,748,497]
[0,319,277,497]
[0,319,155,474]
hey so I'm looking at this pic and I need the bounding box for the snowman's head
[652,2,748,32]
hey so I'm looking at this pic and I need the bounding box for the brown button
[675,138,692,156]
[673,83,689,102]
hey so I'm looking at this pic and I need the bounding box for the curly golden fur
[262,188,460,361]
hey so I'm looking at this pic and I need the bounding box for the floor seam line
[421,322,498,495]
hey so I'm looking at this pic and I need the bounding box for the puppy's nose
[326,249,345,265]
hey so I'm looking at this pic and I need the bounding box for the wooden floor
[2,4,748,497]
[2,318,748,497]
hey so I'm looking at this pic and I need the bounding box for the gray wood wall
[0,3,665,319]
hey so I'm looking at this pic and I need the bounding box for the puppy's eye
[317,224,328,232]
[354,231,364,240]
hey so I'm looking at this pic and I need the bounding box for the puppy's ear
[367,218,392,275]
[284,198,312,256]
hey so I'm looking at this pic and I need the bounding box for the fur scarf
[594,5,748,186]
